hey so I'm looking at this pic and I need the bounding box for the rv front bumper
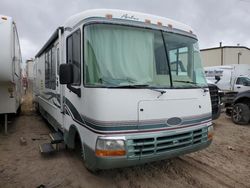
[84,125,213,171]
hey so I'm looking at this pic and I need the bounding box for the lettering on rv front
[121,14,139,21]
[205,70,223,77]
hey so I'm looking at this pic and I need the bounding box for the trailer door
[55,43,64,129]
[55,43,60,96]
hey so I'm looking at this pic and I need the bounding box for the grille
[127,128,207,158]
[208,84,219,117]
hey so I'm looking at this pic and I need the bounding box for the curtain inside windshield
[84,24,206,88]
[85,24,156,86]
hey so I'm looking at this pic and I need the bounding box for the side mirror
[59,64,73,84]
[215,75,221,84]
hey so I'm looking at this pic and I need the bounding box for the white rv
[34,9,213,171]
[204,64,250,92]
[0,15,22,133]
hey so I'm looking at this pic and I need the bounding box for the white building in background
[26,59,34,80]
[201,44,250,67]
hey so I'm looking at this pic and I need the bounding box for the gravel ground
[0,93,249,188]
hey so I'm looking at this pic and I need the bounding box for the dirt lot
[0,93,250,188]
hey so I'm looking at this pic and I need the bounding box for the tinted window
[57,48,60,75]
[67,30,81,85]
[45,47,56,90]
[45,52,50,88]
[51,47,56,89]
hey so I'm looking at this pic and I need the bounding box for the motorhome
[0,15,22,133]
[33,9,213,171]
[204,64,250,92]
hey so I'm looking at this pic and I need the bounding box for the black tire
[231,103,250,125]
[34,102,40,114]
[74,133,85,161]
[16,105,21,115]
[74,134,98,173]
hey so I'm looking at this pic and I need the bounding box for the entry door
[55,43,64,129]
[55,44,60,95]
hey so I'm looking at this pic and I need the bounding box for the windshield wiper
[107,84,166,97]
[107,84,149,88]
[173,80,198,84]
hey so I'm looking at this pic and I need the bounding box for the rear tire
[16,105,21,115]
[231,103,250,125]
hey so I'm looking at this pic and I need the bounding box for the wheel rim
[232,106,242,122]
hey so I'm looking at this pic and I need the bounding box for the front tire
[231,103,250,125]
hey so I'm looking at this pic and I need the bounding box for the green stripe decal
[42,92,212,133]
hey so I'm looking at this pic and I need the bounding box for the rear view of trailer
[0,15,22,133]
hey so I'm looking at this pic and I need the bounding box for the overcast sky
[1,0,250,62]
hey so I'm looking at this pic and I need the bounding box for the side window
[67,30,81,85]
[57,48,60,75]
[67,36,73,64]
[169,47,188,76]
[45,53,50,88]
[236,77,249,86]
[51,47,56,89]
[155,45,169,75]
[236,77,243,85]
[13,26,21,77]
[45,47,56,90]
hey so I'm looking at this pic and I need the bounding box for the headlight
[95,138,126,157]
[207,125,214,140]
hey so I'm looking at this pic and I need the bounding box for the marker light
[145,19,151,24]
[168,24,173,29]
[157,21,162,26]
[207,126,214,140]
[96,138,126,157]
[105,14,113,19]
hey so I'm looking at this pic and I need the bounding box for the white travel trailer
[34,9,213,171]
[204,64,250,92]
[0,15,22,133]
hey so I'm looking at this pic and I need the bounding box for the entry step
[39,143,55,154]
[50,132,64,144]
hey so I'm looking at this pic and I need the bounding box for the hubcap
[233,106,242,122]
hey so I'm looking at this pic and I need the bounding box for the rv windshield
[84,24,207,88]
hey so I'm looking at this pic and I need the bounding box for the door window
[67,30,81,85]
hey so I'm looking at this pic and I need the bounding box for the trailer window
[45,47,56,90]
[66,30,81,85]
[45,52,50,88]
[51,47,56,90]
[57,48,59,75]
[13,26,21,78]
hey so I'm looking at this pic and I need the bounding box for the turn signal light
[96,149,126,157]
[207,126,214,140]
[208,132,213,140]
